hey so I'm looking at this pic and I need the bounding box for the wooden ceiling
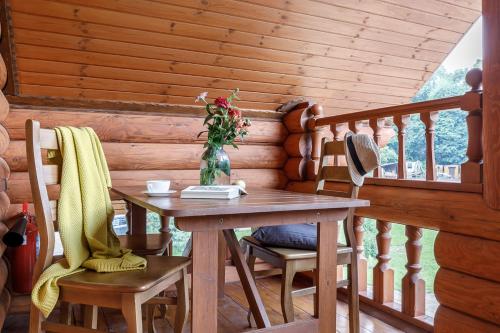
[4,0,481,115]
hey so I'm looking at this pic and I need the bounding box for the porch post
[482,0,500,209]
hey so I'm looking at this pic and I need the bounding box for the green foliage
[361,219,438,292]
[200,147,231,185]
[379,146,398,164]
[197,89,250,149]
[197,89,251,185]
[384,61,482,166]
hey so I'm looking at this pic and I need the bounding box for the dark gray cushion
[251,224,317,251]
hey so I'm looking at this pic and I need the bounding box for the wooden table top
[111,186,369,217]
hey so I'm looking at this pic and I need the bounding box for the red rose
[214,97,230,109]
[228,108,241,118]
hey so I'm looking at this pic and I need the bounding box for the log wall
[0,19,10,330]
[4,0,481,116]
[3,98,289,215]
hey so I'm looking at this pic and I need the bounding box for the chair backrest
[314,137,359,199]
[25,119,61,282]
[314,137,360,247]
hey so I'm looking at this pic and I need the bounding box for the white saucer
[142,190,177,197]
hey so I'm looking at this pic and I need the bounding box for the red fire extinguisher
[5,202,38,293]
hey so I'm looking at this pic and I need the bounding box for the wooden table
[111,186,369,333]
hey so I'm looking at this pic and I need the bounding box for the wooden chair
[242,138,361,332]
[26,119,191,333]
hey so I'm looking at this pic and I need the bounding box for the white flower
[195,92,208,103]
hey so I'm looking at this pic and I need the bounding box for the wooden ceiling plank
[380,0,481,22]
[246,0,471,35]
[13,25,437,85]
[13,27,433,83]
[17,71,395,110]
[150,0,461,45]
[27,0,455,53]
[10,0,449,62]
[17,59,412,105]
[15,45,421,98]
[437,0,482,12]
[14,38,428,94]
[11,11,443,71]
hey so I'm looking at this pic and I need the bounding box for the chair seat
[118,233,171,256]
[243,236,352,260]
[58,255,190,293]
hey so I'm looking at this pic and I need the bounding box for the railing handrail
[316,95,463,126]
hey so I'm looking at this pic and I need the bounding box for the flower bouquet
[196,89,251,185]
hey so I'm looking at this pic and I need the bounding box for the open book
[180,185,248,199]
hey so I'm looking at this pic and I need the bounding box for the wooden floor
[4,276,402,333]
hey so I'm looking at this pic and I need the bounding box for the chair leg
[281,261,296,323]
[83,305,98,329]
[29,303,44,333]
[348,259,360,333]
[122,293,143,333]
[60,302,72,325]
[246,254,257,327]
[174,268,189,333]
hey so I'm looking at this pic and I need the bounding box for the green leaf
[197,130,208,138]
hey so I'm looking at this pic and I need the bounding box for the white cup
[147,180,171,193]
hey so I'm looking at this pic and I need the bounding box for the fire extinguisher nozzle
[3,216,29,247]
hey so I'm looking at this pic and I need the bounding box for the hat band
[346,136,367,176]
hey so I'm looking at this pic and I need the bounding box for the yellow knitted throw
[31,127,147,317]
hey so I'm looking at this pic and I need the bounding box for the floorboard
[3,276,403,333]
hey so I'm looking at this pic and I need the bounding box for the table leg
[126,201,147,235]
[317,221,338,333]
[223,229,271,329]
[192,230,219,333]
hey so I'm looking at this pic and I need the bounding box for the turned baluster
[394,115,410,179]
[369,118,384,177]
[160,216,173,256]
[420,112,439,181]
[331,123,347,166]
[348,120,362,134]
[354,216,368,292]
[402,226,425,317]
[373,220,394,304]
[460,68,483,184]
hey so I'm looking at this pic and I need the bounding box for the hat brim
[344,131,364,187]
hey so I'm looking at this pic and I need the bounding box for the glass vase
[200,146,231,185]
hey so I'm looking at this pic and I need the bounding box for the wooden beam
[7,95,285,121]
[482,0,500,209]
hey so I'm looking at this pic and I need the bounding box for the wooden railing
[313,68,484,192]
[282,69,484,332]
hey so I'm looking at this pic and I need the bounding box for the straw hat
[344,131,381,186]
